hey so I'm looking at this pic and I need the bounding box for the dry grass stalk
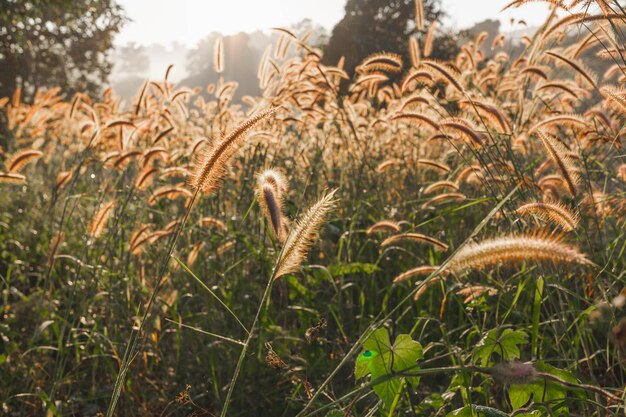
[5,149,43,173]
[88,200,115,238]
[359,52,403,73]
[214,37,224,74]
[257,169,289,243]
[440,118,483,147]
[381,232,448,251]
[447,232,593,274]
[393,265,441,283]
[217,240,236,257]
[537,130,580,196]
[456,285,497,303]
[391,112,438,129]
[187,242,205,267]
[424,181,459,194]
[0,172,26,184]
[366,220,401,235]
[514,201,579,231]
[413,276,443,301]
[47,232,65,268]
[414,0,424,31]
[189,107,277,194]
[134,166,159,190]
[56,171,73,189]
[199,217,226,230]
[422,192,466,209]
[274,190,337,280]
[148,186,193,205]
[424,22,437,57]
[376,159,402,173]
[409,37,421,67]
[529,114,589,133]
[416,159,450,173]
[423,60,464,93]
[545,51,598,90]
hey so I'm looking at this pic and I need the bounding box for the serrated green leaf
[498,329,528,359]
[390,334,423,387]
[355,328,423,407]
[473,328,528,366]
[363,328,392,355]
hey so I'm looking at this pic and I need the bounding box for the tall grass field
[1,1,626,416]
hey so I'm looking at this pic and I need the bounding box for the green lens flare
[357,350,378,361]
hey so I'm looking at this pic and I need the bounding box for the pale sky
[115,0,552,47]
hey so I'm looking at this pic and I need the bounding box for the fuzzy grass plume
[189,107,278,194]
[366,220,401,235]
[88,200,115,238]
[536,130,581,197]
[447,232,593,274]
[256,169,289,243]
[274,189,337,279]
[381,232,449,251]
[514,201,579,231]
[5,149,43,173]
[393,265,441,283]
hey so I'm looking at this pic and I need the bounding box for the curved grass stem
[219,271,275,417]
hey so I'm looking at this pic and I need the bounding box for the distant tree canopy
[182,32,262,101]
[116,42,150,76]
[324,0,459,75]
[0,0,126,100]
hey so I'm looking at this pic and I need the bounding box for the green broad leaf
[473,328,528,366]
[390,334,423,387]
[355,350,378,380]
[355,328,423,407]
[509,362,583,412]
[509,384,534,410]
[363,328,392,356]
[328,262,380,277]
[361,328,392,382]
[446,406,475,417]
[372,378,403,409]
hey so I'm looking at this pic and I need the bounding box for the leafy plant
[355,328,423,408]
[473,328,528,366]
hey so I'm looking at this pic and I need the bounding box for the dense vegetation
[0,0,126,99]
[1,1,626,416]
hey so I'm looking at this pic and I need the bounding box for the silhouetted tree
[0,0,126,99]
[324,0,458,75]
[116,42,150,76]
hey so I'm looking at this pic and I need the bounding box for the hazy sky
[115,0,552,46]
